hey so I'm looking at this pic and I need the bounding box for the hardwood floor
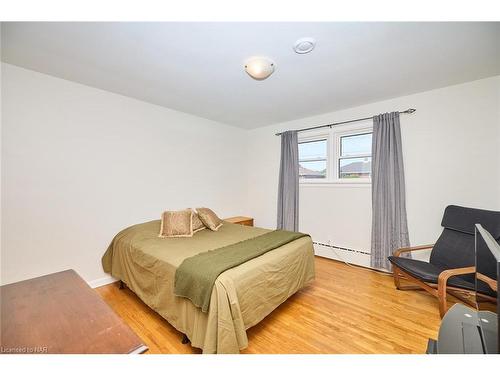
[96,256,456,354]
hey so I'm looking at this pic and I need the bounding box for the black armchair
[388,205,500,317]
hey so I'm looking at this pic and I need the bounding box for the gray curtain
[277,131,299,231]
[371,112,410,270]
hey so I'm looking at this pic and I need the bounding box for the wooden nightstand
[224,216,254,227]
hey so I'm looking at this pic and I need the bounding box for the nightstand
[224,216,254,227]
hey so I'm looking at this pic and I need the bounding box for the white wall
[246,76,500,266]
[1,63,247,285]
[2,63,499,284]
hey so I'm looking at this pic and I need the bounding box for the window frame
[298,120,372,185]
[334,127,372,183]
[298,134,330,181]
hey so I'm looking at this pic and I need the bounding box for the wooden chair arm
[437,266,475,318]
[477,272,498,292]
[393,244,434,257]
[438,266,476,289]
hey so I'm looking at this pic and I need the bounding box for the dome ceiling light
[294,37,316,54]
[244,57,275,80]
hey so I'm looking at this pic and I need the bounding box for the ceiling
[2,22,499,129]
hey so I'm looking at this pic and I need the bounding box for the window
[338,132,372,179]
[298,123,372,183]
[298,138,328,179]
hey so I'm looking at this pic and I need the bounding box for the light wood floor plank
[96,256,454,354]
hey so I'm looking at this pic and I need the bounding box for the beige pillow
[158,209,193,238]
[191,210,206,233]
[196,207,223,231]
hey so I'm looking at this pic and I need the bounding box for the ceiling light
[294,37,316,54]
[244,57,275,80]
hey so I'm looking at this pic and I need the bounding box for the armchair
[388,205,500,318]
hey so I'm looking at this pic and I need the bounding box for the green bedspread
[174,230,309,313]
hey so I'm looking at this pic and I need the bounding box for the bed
[102,220,315,354]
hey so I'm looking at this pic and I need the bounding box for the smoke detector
[294,37,316,54]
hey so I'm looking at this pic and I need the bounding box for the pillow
[196,207,223,231]
[191,210,206,233]
[158,209,193,238]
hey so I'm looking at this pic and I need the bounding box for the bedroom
[1,1,500,372]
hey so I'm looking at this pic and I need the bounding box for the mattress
[102,220,315,353]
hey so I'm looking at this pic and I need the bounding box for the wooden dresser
[0,269,147,354]
[224,216,254,226]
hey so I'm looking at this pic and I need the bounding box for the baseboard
[314,244,394,274]
[313,243,371,268]
[87,275,117,289]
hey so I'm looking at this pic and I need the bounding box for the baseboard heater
[312,241,370,256]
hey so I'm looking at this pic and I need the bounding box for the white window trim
[298,120,373,185]
[334,126,372,184]
[298,133,331,181]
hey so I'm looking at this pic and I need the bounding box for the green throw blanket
[174,230,308,312]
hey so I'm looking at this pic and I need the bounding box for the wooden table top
[223,216,254,226]
[224,216,253,222]
[0,269,147,354]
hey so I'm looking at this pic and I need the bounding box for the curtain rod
[275,108,416,136]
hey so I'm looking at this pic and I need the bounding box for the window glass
[298,139,327,179]
[299,160,327,179]
[298,139,327,159]
[339,157,372,179]
[340,133,372,157]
